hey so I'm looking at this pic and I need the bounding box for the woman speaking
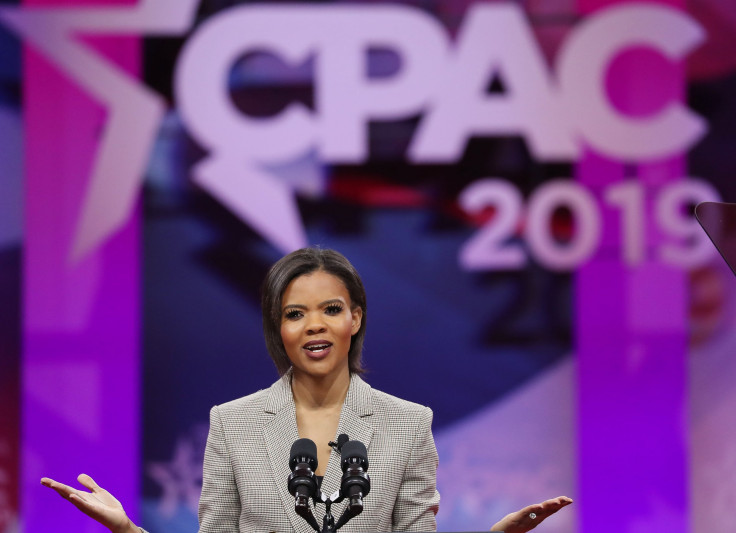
[41,248,571,533]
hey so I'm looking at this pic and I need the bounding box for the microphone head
[336,433,349,449]
[289,438,318,471]
[340,440,368,471]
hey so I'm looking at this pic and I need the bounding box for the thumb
[77,474,101,492]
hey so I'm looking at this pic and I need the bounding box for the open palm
[490,496,573,533]
[41,474,136,533]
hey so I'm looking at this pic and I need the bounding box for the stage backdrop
[3,0,736,532]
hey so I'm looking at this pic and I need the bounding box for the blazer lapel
[263,372,375,532]
[262,372,305,533]
[320,375,375,515]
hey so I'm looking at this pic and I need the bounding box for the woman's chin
[292,360,349,380]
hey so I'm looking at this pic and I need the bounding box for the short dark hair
[261,247,367,375]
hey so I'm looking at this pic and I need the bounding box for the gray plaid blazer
[197,371,440,533]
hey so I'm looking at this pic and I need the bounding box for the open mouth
[304,342,332,353]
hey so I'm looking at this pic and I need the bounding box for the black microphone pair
[288,437,371,532]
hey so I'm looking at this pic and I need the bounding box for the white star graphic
[147,436,204,517]
[0,0,307,260]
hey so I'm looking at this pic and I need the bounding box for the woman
[42,248,572,532]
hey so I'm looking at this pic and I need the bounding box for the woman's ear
[351,307,363,335]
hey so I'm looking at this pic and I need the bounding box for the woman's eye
[325,304,343,315]
[285,310,302,320]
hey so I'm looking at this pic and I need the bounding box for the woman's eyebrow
[283,298,345,310]
[282,303,307,310]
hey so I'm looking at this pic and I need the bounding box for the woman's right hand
[41,474,139,533]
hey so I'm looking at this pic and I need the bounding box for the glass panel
[695,201,736,276]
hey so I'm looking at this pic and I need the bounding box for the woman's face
[280,270,362,381]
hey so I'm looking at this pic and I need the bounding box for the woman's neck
[291,368,350,410]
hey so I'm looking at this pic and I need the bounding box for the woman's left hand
[490,495,573,532]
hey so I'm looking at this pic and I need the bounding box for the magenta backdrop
[6,1,736,533]
[21,1,141,532]
[575,0,690,531]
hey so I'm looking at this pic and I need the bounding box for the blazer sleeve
[197,405,241,532]
[391,406,441,532]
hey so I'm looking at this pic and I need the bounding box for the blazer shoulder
[212,387,270,417]
[369,386,433,421]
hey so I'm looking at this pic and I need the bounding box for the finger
[40,477,59,491]
[526,496,574,520]
[546,495,573,506]
[40,478,81,500]
[77,473,103,494]
[70,492,95,507]
[540,496,573,513]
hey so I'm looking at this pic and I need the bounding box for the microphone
[328,433,349,452]
[334,440,371,530]
[288,438,320,531]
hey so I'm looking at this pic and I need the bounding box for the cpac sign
[177,3,705,165]
[173,2,705,253]
[0,1,707,255]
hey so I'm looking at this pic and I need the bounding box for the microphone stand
[320,497,336,533]
[290,437,368,533]
[302,487,362,533]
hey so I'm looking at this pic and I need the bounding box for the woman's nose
[306,316,327,334]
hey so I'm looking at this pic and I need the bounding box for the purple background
[2,1,736,533]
